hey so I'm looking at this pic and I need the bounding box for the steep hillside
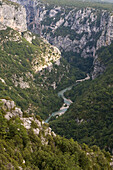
[0,25,65,119]
[12,0,113,54]
[50,42,113,154]
[10,0,113,80]
[0,99,112,169]
[0,0,95,120]
[14,0,113,154]
[0,0,65,119]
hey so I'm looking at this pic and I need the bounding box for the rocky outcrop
[0,0,27,32]
[0,99,56,144]
[12,74,30,89]
[10,0,41,33]
[0,26,61,75]
[0,99,23,120]
[32,38,61,72]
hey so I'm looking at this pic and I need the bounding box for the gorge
[10,0,113,81]
[0,0,113,169]
[45,74,90,123]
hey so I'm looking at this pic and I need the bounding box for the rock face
[11,0,113,54]
[41,7,113,57]
[0,99,23,120]
[1,0,112,80]
[10,0,41,33]
[10,0,113,78]
[0,0,61,85]
[32,41,61,72]
[0,0,27,32]
[0,0,61,73]
[0,98,56,144]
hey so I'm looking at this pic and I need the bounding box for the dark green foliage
[0,107,111,169]
[50,42,113,153]
[0,27,92,120]
[0,28,64,119]
[0,112,7,138]
[62,51,93,74]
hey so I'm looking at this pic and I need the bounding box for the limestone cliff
[10,0,113,78]
[0,0,27,32]
[10,0,113,54]
[0,0,61,71]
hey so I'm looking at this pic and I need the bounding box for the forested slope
[0,27,65,119]
[50,42,113,154]
[0,99,112,169]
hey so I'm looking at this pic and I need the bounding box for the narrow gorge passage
[45,74,90,123]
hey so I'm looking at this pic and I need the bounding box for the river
[45,74,90,123]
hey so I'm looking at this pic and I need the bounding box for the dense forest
[0,25,92,119]
[50,42,113,153]
[0,101,112,169]
[0,27,65,119]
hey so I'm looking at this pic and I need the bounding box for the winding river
[45,74,90,123]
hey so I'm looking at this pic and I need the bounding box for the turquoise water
[45,74,90,123]
[45,86,72,123]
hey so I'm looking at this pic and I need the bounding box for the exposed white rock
[52,131,56,137]
[1,99,15,110]
[20,117,33,129]
[5,107,23,120]
[55,18,64,29]
[0,99,23,120]
[55,58,60,66]
[51,82,57,90]
[41,136,48,145]
[1,98,57,146]
[45,127,52,136]
[25,72,34,79]
[23,160,25,164]
[33,128,40,135]
[12,75,30,89]
[35,119,41,127]
[20,117,42,135]
[0,77,6,84]
[10,0,113,73]
[32,40,61,72]
[23,31,33,43]
[0,0,27,32]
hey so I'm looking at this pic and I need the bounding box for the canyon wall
[10,0,113,78]
[0,0,27,32]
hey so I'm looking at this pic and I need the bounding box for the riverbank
[45,74,90,123]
